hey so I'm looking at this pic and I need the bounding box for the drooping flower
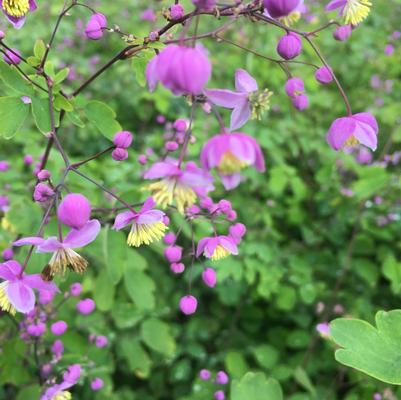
[326,112,378,151]
[41,364,81,400]
[205,69,272,131]
[14,220,101,280]
[146,44,211,96]
[1,0,37,29]
[325,0,371,25]
[196,236,238,261]
[263,0,305,26]
[0,260,57,315]
[200,132,265,190]
[112,197,167,247]
[144,159,214,213]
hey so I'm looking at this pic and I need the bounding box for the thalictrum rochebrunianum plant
[0,0,400,399]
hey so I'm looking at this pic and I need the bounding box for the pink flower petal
[112,211,136,230]
[230,101,252,131]
[14,236,46,247]
[326,117,356,151]
[139,197,156,213]
[325,0,346,11]
[23,274,58,292]
[137,210,165,224]
[6,281,35,313]
[219,236,238,255]
[204,89,247,109]
[144,162,179,180]
[220,173,242,190]
[235,69,258,93]
[64,220,101,248]
[37,237,63,253]
[0,261,21,281]
[196,237,209,257]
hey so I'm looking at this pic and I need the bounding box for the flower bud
[214,391,225,400]
[51,321,68,336]
[199,369,211,380]
[33,183,54,202]
[292,94,309,110]
[138,154,147,165]
[113,131,133,148]
[163,215,170,225]
[315,66,333,85]
[165,141,179,151]
[202,268,217,288]
[216,371,229,385]
[112,147,128,161]
[3,48,21,65]
[187,205,200,215]
[70,282,82,296]
[163,232,176,245]
[229,223,246,243]
[85,13,107,40]
[27,322,46,337]
[170,4,184,20]
[218,199,232,213]
[170,262,185,274]
[39,289,55,305]
[2,248,14,261]
[263,0,301,18]
[0,160,9,171]
[277,32,302,60]
[192,0,216,9]
[95,335,108,348]
[179,295,198,315]
[77,298,96,315]
[226,210,237,221]
[91,378,104,391]
[58,193,91,230]
[0,31,5,39]
[37,169,51,181]
[51,339,64,356]
[24,155,33,165]
[164,246,183,263]
[284,77,305,97]
[174,119,187,132]
[333,25,352,41]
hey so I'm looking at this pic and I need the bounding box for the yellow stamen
[211,245,230,261]
[147,179,197,214]
[279,11,301,27]
[2,0,30,17]
[1,217,16,233]
[218,151,248,175]
[0,281,16,315]
[53,391,72,400]
[344,135,359,147]
[42,248,88,281]
[343,0,371,25]
[127,221,167,247]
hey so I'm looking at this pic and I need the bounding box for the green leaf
[331,310,401,384]
[0,63,34,95]
[31,96,52,133]
[231,372,283,400]
[112,302,143,329]
[66,110,85,128]
[84,100,121,139]
[382,255,401,294]
[293,367,316,397]
[0,97,29,139]
[118,337,152,379]
[34,39,46,59]
[124,265,155,311]
[54,94,73,112]
[225,351,249,378]
[140,318,176,357]
[54,67,70,85]
[131,50,154,87]
[93,269,115,311]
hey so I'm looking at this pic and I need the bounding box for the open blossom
[41,364,81,400]
[201,133,265,190]
[0,260,57,315]
[326,112,378,151]
[325,0,371,26]
[14,220,100,280]
[146,44,211,96]
[196,236,238,261]
[144,159,214,213]
[112,197,167,247]
[1,0,37,28]
[205,69,272,131]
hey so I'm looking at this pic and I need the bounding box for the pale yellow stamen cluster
[0,281,16,315]
[343,0,371,25]
[42,248,87,281]
[2,0,30,17]
[147,178,197,214]
[279,11,301,27]
[211,245,230,261]
[344,135,359,147]
[127,221,167,247]
[218,151,248,175]
[249,89,273,121]
[52,391,72,400]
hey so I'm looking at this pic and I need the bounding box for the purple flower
[263,0,301,18]
[77,298,95,315]
[0,195,9,212]
[0,260,57,315]
[112,147,128,161]
[41,364,81,400]
[200,133,265,190]
[325,0,371,25]
[196,236,238,261]
[91,377,104,391]
[316,322,331,338]
[70,282,82,296]
[1,0,37,29]
[202,267,217,287]
[326,112,378,151]
[333,24,352,41]
[205,69,272,131]
[277,32,302,60]
[33,183,54,203]
[58,193,92,230]
[214,391,225,400]
[146,44,211,96]
[229,223,246,244]
[170,262,185,274]
[2,248,14,261]
[85,13,107,40]
[51,320,68,335]
[216,370,229,385]
[144,159,214,213]
[285,77,305,97]
[0,160,9,171]
[140,8,156,22]
[179,295,198,315]
[113,131,133,148]
[199,369,211,380]
[355,147,372,164]
[14,220,101,280]
[384,44,394,56]
[112,197,167,247]
[95,335,108,348]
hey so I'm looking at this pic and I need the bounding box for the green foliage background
[0,0,401,399]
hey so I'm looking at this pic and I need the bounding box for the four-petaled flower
[1,0,37,28]
[325,0,371,26]
[144,159,214,213]
[41,364,81,400]
[196,236,238,261]
[14,220,101,281]
[205,69,272,131]
[200,132,265,190]
[113,197,168,247]
[0,260,58,315]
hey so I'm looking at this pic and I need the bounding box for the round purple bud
[218,199,232,213]
[51,321,68,336]
[229,223,246,244]
[70,282,82,297]
[179,295,198,315]
[27,322,46,337]
[51,339,64,356]
[113,131,133,148]
[37,169,51,181]
[0,160,9,171]
[292,94,309,111]
[0,31,5,39]
[138,154,147,165]
[112,148,129,161]
[202,268,217,288]
[85,13,107,40]
[315,66,333,85]
[170,262,185,274]
[277,32,302,60]
[173,119,187,132]
[165,141,179,151]
[58,193,91,230]
[164,246,183,263]
[214,391,225,400]
[216,371,229,385]
[2,248,14,261]
[170,4,184,20]
[333,25,352,41]
[33,183,54,203]
[3,48,21,65]
[91,378,104,391]
[39,289,55,305]
[77,298,96,315]
[95,335,108,348]
[199,369,211,380]
[24,155,33,165]
[163,232,176,245]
